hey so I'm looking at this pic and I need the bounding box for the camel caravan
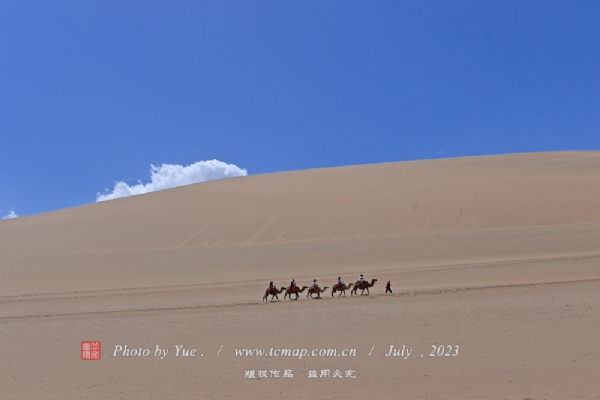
[263,275,384,302]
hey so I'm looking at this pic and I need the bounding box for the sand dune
[2,151,600,253]
[1,151,600,399]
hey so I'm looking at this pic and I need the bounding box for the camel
[350,279,377,296]
[263,287,286,302]
[331,282,354,297]
[284,286,309,300]
[307,286,329,299]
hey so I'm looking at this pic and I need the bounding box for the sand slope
[1,151,600,399]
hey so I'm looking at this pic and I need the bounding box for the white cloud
[96,159,248,202]
[2,210,18,219]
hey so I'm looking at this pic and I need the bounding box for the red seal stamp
[81,341,101,360]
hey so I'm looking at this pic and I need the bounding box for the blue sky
[1,0,599,217]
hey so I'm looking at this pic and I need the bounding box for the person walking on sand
[386,280,392,293]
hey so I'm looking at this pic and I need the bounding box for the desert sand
[1,151,600,399]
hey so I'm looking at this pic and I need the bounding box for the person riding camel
[337,276,343,288]
[311,279,318,293]
[269,281,275,294]
[290,279,297,292]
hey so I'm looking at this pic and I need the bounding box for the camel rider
[337,276,343,287]
[311,279,318,292]
[359,274,364,284]
[269,281,275,293]
[290,279,297,291]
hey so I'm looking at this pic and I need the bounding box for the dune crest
[1,151,599,257]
